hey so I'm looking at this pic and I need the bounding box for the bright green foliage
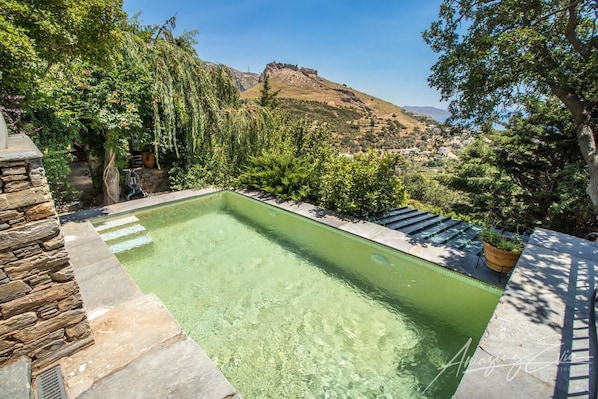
[239,154,313,201]
[401,173,462,213]
[479,228,524,254]
[0,0,125,95]
[443,99,597,235]
[168,163,210,191]
[41,149,81,207]
[24,106,81,205]
[424,0,598,205]
[318,151,407,217]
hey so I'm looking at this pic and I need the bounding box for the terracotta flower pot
[483,241,521,273]
[141,151,155,168]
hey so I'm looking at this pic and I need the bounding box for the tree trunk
[550,84,598,205]
[576,121,598,205]
[103,147,120,205]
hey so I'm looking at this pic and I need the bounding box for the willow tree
[138,18,239,161]
[424,0,598,205]
[134,18,285,184]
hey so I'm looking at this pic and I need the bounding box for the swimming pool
[94,191,501,398]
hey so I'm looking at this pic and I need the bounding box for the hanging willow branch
[120,18,287,173]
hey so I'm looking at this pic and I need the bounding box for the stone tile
[63,224,114,268]
[455,228,596,397]
[373,228,415,253]
[77,338,237,399]
[0,356,31,399]
[62,222,107,249]
[529,228,598,262]
[59,294,182,398]
[337,220,387,239]
[0,135,43,162]
[73,256,142,312]
[453,349,554,398]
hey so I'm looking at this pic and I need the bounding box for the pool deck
[41,188,597,397]
[55,189,240,399]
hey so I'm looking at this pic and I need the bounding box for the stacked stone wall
[0,140,92,370]
[136,167,170,193]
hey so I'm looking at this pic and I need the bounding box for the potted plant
[141,149,156,168]
[479,227,524,273]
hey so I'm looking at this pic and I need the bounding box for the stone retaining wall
[136,167,170,193]
[0,135,92,370]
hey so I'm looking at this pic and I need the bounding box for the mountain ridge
[402,106,450,123]
[222,61,438,151]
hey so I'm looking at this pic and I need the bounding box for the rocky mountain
[230,62,431,151]
[403,106,451,123]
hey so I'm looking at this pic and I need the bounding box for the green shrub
[238,153,313,201]
[401,173,462,212]
[479,227,524,254]
[318,150,406,216]
[41,148,80,207]
[168,163,210,191]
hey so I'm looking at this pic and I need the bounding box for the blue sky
[123,1,447,108]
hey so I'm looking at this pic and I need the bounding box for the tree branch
[532,0,584,25]
[564,0,591,58]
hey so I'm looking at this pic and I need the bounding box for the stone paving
[454,228,598,398]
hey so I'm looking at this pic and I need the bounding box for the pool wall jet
[0,134,93,370]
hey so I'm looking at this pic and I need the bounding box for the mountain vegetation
[239,62,434,152]
[3,10,407,217]
[1,1,595,235]
[424,0,598,207]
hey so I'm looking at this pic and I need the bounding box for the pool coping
[56,188,597,397]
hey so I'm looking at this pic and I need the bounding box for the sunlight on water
[106,194,499,398]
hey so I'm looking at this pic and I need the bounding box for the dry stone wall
[136,167,170,193]
[0,135,92,370]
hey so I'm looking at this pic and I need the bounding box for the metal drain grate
[36,365,67,399]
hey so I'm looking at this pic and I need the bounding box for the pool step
[99,224,146,242]
[374,208,419,225]
[109,235,153,254]
[94,216,153,254]
[385,212,438,231]
[372,207,486,256]
[95,216,140,232]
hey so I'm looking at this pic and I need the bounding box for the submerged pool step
[99,224,146,242]
[95,216,140,232]
[109,235,153,254]
[95,216,154,254]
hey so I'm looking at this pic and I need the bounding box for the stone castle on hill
[259,62,318,82]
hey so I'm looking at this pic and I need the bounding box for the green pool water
[95,191,501,398]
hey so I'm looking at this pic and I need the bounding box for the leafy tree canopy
[444,98,596,235]
[0,0,125,95]
[424,0,598,205]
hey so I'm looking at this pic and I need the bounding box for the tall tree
[0,0,124,97]
[445,98,595,234]
[259,74,279,108]
[424,0,598,205]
